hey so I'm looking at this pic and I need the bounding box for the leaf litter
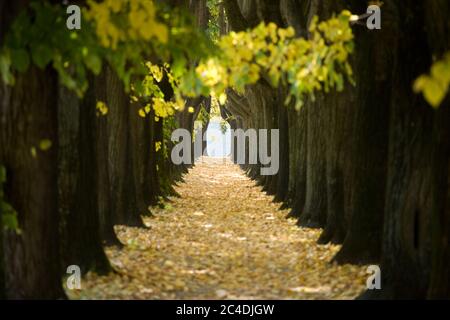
[68,157,368,300]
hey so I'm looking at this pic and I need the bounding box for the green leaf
[11,49,30,72]
[31,45,53,69]
[0,50,15,85]
[294,99,304,111]
[172,52,187,78]
[84,53,102,75]
[1,211,19,232]
[334,72,344,91]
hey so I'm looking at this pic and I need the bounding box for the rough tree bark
[63,76,111,274]
[285,104,307,218]
[0,0,67,299]
[0,66,65,299]
[362,0,449,299]
[330,0,390,258]
[425,0,450,299]
[298,93,327,228]
[104,67,146,227]
[224,0,253,32]
[274,88,289,203]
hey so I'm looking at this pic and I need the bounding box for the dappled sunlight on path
[70,157,367,300]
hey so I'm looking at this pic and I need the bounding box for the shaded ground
[68,157,368,299]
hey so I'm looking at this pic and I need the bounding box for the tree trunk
[274,89,289,203]
[286,104,307,218]
[299,94,327,228]
[0,176,4,298]
[331,2,391,257]
[189,0,209,30]
[425,0,450,299]
[0,66,66,299]
[105,67,145,227]
[363,0,447,298]
[59,74,111,274]
[317,91,348,245]
[428,153,450,298]
[224,0,252,31]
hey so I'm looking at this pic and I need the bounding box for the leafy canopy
[178,11,355,111]
[137,10,355,122]
[0,0,212,97]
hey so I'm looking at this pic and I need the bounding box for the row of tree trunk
[0,0,209,299]
[222,0,450,299]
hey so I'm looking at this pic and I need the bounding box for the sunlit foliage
[96,101,109,116]
[0,1,102,96]
[134,62,184,121]
[85,0,168,49]
[414,51,450,108]
[134,10,355,123]
[179,11,355,110]
[0,0,212,97]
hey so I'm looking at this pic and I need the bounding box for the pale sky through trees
[206,119,231,158]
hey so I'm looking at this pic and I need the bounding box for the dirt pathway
[70,157,367,299]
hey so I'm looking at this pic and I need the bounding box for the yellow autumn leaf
[414,51,450,108]
[138,108,147,118]
[30,147,37,158]
[218,93,227,105]
[96,101,108,116]
[423,78,446,108]
[39,139,52,151]
[155,141,162,152]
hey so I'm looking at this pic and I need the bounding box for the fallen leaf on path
[67,157,367,300]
